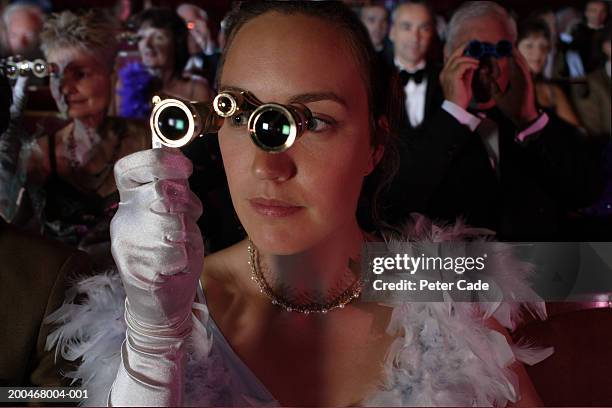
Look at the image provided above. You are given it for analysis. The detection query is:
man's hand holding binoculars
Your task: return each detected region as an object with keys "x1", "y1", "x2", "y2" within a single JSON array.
[
  {"x1": 440, "y1": 41, "x2": 480, "y2": 110},
  {"x1": 487, "y1": 48, "x2": 539, "y2": 129},
  {"x1": 440, "y1": 40, "x2": 539, "y2": 129}
]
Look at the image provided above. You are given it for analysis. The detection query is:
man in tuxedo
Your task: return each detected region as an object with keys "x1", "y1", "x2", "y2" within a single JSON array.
[
  {"x1": 389, "y1": 0, "x2": 443, "y2": 132},
  {"x1": 386, "y1": 1, "x2": 604, "y2": 241},
  {"x1": 360, "y1": 1, "x2": 393, "y2": 64},
  {"x1": 571, "y1": 0, "x2": 609, "y2": 74}
]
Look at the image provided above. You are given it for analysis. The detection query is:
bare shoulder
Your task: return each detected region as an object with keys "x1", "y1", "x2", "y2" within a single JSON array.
[
  {"x1": 201, "y1": 239, "x2": 250, "y2": 289},
  {"x1": 201, "y1": 239, "x2": 251, "y2": 321}
]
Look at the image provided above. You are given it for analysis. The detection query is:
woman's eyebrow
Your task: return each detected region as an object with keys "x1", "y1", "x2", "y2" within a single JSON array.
[
  {"x1": 289, "y1": 92, "x2": 347, "y2": 107},
  {"x1": 217, "y1": 86, "x2": 347, "y2": 108}
]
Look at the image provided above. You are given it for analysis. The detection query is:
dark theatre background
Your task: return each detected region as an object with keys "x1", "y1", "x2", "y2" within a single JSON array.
[{"x1": 46, "y1": 0, "x2": 594, "y2": 25}]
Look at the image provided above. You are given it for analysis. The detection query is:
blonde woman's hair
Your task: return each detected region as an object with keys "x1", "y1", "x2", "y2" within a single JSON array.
[{"x1": 40, "y1": 10, "x2": 119, "y2": 70}]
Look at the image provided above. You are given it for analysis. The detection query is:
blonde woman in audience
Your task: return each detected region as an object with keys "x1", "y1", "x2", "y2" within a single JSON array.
[{"x1": 3, "y1": 10, "x2": 149, "y2": 270}]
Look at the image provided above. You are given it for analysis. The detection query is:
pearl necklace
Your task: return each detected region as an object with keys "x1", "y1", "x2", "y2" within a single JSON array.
[{"x1": 247, "y1": 239, "x2": 362, "y2": 314}]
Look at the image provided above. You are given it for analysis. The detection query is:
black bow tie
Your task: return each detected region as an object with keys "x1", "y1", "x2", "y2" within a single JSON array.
[{"x1": 399, "y1": 69, "x2": 425, "y2": 86}]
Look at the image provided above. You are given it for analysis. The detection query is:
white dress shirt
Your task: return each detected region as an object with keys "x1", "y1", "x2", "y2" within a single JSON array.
[{"x1": 395, "y1": 59, "x2": 427, "y2": 127}]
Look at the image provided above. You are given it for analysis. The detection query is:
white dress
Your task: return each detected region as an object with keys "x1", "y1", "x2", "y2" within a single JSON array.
[{"x1": 45, "y1": 215, "x2": 553, "y2": 406}]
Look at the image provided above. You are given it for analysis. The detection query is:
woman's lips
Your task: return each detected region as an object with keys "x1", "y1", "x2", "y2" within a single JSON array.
[
  {"x1": 67, "y1": 98, "x2": 86, "y2": 105},
  {"x1": 249, "y1": 198, "x2": 303, "y2": 217}
]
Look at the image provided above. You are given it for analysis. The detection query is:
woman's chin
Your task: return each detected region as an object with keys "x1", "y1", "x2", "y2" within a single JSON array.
[
  {"x1": 247, "y1": 226, "x2": 320, "y2": 256},
  {"x1": 69, "y1": 109, "x2": 106, "y2": 125}
]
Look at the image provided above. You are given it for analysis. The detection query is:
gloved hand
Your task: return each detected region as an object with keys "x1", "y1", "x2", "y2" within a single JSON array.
[
  {"x1": 10, "y1": 75, "x2": 29, "y2": 119},
  {"x1": 111, "y1": 147, "x2": 204, "y2": 329},
  {"x1": 108, "y1": 148, "x2": 204, "y2": 406},
  {"x1": 0, "y1": 76, "x2": 29, "y2": 222}
]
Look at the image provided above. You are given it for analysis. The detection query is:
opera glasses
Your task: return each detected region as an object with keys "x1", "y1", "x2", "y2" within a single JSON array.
[
  {"x1": 463, "y1": 40, "x2": 512, "y2": 60},
  {"x1": 150, "y1": 95, "x2": 223, "y2": 148},
  {"x1": 150, "y1": 89, "x2": 314, "y2": 153},
  {"x1": 1, "y1": 57, "x2": 58, "y2": 80},
  {"x1": 116, "y1": 31, "x2": 140, "y2": 45}
]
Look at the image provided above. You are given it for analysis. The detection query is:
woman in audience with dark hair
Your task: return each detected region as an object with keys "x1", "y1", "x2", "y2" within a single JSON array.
[
  {"x1": 517, "y1": 17, "x2": 581, "y2": 126},
  {"x1": 0, "y1": 10, "x2": 149, "y2": 270},
  {"x1": 47, "y1": 2, "x2": 550, "y2": 406},
  {"x1": 117, "y1": 7, "x2": 212, "y2": 119}
]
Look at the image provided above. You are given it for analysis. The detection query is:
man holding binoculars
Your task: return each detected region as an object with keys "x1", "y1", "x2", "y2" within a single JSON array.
[{"x1": 388, "y1": 1, "x2": 604, "y2": 241}]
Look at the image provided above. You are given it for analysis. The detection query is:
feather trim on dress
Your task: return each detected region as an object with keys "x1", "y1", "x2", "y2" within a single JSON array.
[{"x1": 45, "y1": 214, "x2": 553, "y2": 407}]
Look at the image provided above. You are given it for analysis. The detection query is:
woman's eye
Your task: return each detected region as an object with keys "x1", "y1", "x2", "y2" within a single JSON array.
[
  {"x1": 229, "y1": 112, "x2": 249, "y2": 128},
  {"x1": 308, "y1": 117, "x2": 334, "y2": 133}
]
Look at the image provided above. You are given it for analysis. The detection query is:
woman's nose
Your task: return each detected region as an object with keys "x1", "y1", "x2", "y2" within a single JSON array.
[
  {"x1": 60, "y1": 77, "x2": 74, "y2": 95},
  {"x1": 140, "y1": 35, "x2": 153, "y2": 49},
  {"x1": 251, "y1": 149, "x2": 296, "y2": 182}
]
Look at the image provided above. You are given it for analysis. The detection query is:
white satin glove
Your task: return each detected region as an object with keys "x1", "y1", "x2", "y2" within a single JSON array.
[
  {"x1": 0, "y1": 76, "x2": 30, "y2": 222},
  {"x1": 109, "y1": 148, "x2": 204, "y2": 406},
  {"x1": 10, "y1": 75, "x2": 29, "y2": 119}
]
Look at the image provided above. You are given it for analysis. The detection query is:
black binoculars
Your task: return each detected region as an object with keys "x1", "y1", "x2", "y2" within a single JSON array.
[
  {"x1": 463, "y1": 40, "x2": 512, "y2": 60},
  {"x1": 1, "y1": 57, "x2": 58, "y2": 80},
  {"x1": 150, "y1": 89, "x2": 313, "y2": 153}
]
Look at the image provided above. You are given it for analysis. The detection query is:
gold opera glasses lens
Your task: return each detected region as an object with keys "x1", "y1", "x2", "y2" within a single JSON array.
[
  {"x1": 150, "y1": 89, "x2": 314, "y2": 153},
  {"x1": 150, "y1": 95, "x2": 223, "y2": 148},
  {"x1": 247, "y1": 102, "x2": 312, "y2": 153},
  {"x1": 1, "y1": 57, "x2": 58, "y2": 79}
]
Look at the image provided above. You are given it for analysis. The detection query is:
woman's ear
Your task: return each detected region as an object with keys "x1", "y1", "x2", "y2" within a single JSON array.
[{"x1": 365, "y1": 115, "x2": 388, "y2": 175}]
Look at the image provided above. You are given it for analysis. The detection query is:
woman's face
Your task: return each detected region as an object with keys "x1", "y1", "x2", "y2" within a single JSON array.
[
  {"x1": 518, "y1": 34, "x2": 550, "y2": 75},
  {"x1": 218, "y1": 12, "x2": 379, "y2": 255},
  {"x1": 137, "y1": 24, "x2": 174, "y2": 70},
  {"x1": 48, "y1": 47, "x2": 111, "y2": 121}
]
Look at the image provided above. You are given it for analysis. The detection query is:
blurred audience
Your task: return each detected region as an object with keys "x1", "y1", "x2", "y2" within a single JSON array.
[
  {"x1": 359, "y1": 1, "x2": 392, "y2": 60},
  {"x1": 532, "y1": 7, "x2": 585, "y2": 80},
  {"x1": 134, "y1": 7, "x2": 211, "y2": 100},
  {"x1": 2, "y1": 3, "x2": 45, "y2": 59},
  {"x1": 217, "y1": 16, "x2": 229, "y2": 52},
  {"x1": 389, "y1": 0, "x2": 443, "y2": 131},
  {"x1": 0, "y1": 0, "x2": 606, "y2": 249},
  {"x1": 572, "y1": 25, "x2": 611, "y2": 142},
  {"x1": 113, "y1": 0, "x2": 144, "y2": 24},
  {"x1": 177, "y1": 3, "x2": 220, "y2": 87},
  {"x1": 217, "y1": 14, "x2": 229, "y2": 53},
  {"x1": 386, "y1": 1, "x2": 604, "y2": 241},
  {"x1": 552, "y1": 7, "x2": 585, "y2": 78},
  {"x1": 0, "y1": 10, "x2": 150, "y2": 271},
  {"x1": 517, "y1": 18, "x2": 581, "y2": 126},
  {"x1": 117, "y1": 7, "x2": 211, "y2": 119},
  {"x1": 0, "y1": 69, "x2": 93, "y2": 388},
  {"x1": 571, "y1": 0, "x2": 609, "y2": 74}
]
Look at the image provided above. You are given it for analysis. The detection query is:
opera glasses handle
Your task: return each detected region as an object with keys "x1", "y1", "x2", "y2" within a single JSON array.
[
  {"x1": 1, "y1": 57, "x2": 58, "y2": 79},
  {"x1": 150, "y1": 90, "x2": 313, "y2": 153}
]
